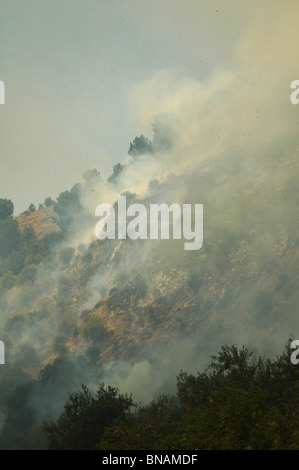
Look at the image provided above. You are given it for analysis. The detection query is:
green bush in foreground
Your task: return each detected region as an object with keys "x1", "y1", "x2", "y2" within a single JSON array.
[{"x1": 42, "y1": 341, "x2": 299, "y2": 450}]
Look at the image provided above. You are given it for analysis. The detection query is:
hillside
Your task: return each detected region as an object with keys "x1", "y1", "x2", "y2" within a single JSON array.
[
  {"x1": 16, "y1": 206, "x2": 60, "y2": 239},
  {"x1": 0, "y1": 132, "x2": 298, "y2": 449}
]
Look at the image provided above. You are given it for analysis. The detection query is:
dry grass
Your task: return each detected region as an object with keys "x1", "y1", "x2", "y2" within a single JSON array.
[{"x1": 16, "y1": 206, "x2": 60, "y2": 239}]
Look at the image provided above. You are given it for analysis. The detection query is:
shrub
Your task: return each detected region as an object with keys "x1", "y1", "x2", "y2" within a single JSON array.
[
  {"x1": 0, "y1": 199, "x2": 14, "y2": 220},
  {"x1": 79, "y1": 316, "x2": 107, "y2": 342}
]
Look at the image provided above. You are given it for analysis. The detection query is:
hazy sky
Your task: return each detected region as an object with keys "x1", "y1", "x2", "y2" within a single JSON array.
[{"x1": 0, "y1": 0, "x2": 298, "y2": 214}]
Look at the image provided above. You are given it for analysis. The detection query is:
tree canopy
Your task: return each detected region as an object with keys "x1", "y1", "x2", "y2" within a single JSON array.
[
  {"x1": 40, "y1": 341, "x2": 299, "y2": 450},
  {"x1": 42, "y1": 384, "x2": 134, "y2": 450},
  {"x1": 0, "y1": 199, "x2": 14, "y2": 220}
]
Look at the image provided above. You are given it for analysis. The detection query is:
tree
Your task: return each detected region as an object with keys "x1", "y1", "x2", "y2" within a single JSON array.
[
  {"x1": 53, "y1": 185, "x2": 83, "y2": 233},
  {"x1": 0, "y1": 199, "x2": 14, "y2": 220},
  {"x1": 3, "y1": 249, "x2": 25, "y2": 276},
  {"x1": 107, "y1": 163, "x2": 124, "y2": 184},
  {"x1": 100, "y1": 341, "x2": 299, "y2": 450},
  {"x1": 0, "y1": 380, "x2": 45, "y2": 450},
  {"x1": 0, "y1": 218, "x2": 21, "y2": 259},
  {"x1": 128, "y1": 135, "x2": 153, "y2": 157},
  {"x1": 83, "y1": 169, "x2": 101, "y2": 183},
  {"x1": 79, "y1": 316, "x2": 107, "y2": 342},
  {"x1": 28, "y1": 204, "x2": 36, "y2": 213},
  {"x1": 42, "y1": 231, "x2": 65, "y2": 251},
  {"x1": 21, "y1": 225, "x2": 36, "y2": 243},
  {"x1": 44, "y1": 197, "x2": 55, "y2": 207},
  {"x1": 43, "y1": 384, "x2": 134, "y2": 450},
  {"x1": 100, "y1": 392, "x2": 182, "y2": 450}
]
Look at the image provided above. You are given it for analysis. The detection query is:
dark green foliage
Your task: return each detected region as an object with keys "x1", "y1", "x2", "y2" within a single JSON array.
[
  {"x1": 21, "y1": 225, "x2": 35, "y2": 242},
  {"x1": 0, "y1": 379, "x2": 46, "y2": 450},
  {"x1": 0, "y1": 222, "x2": 51, "y2": 281},
  {"x1": 42, "y1": 384, "x2": 134, "y2": 450},
  {"x1": 99, "y1": 341, "x2": 299, "y2": 450},
  {"x1": 134, "y1": 276, "x2": 148, "y2": 298},
  {"x1": 2, "y1": 342, "x2": 299, "y2": 450},
  {"x1": 0, "y1": 363, "x2": 45, "y2": 450},
  {"x1": 0, "y1": 355, "x2": 102, "y2": 449},
  {"x1": 42, "y1": 231, "x2": 65, "y2": 251},
  {"x1": 58, "y1": 309, "x2": 78, "y2": 337},
  {"x1": 0, "y1": 218, "x2": 21, "y2": 259},
  {"x1": 1, "y1": 249, "x2": 25, "y2": 276},
  {"x1": 83, "y1": 168, "x2": 101, "y2": 184},
  {"x1": 100, "y1": 394, "x2": 182, "y2": 451},
  {"x1": 79, "y1": 316, "x2": 107, "y2": 342},
  {"x1": 55, "y1": 185, "x2": 82, "y2": 210},
  {"x1": 44, "y1": 197, "x2": 55, "y2": 207},
  {"x1": 120, "y1": 190, "x2": 136, "y2": 202},
  {"x1": 85, "y1": 345, "x2": 101, "y2": 363},
  {"x1": 0, "y1": 365, "x2": 31, "y2": 411},
  {"x1": 14, "y1": 344, "x2": 40, "y2": 369},
  {"x1": 18, "y1": 226, "x2": 46, "y2": 266},
  {"x1": 0, "y1": 199, "x2": 14, "y2": 220},
  {"x1": 129, "y1": 394, "x2": 181, "y2": 426},
  {"x1": 28, "y1": 203, "x2": 36, "y2": 213},
  {"x1": 188, "y1": 272, "x2": 203, "y2": 293},
  {"x1": 107, "y1": 163, "x2": 124, "y2": 184},
  {"x1": 53, "y1": 184, "x2": 83, "y2": 233},
  {"x1": 34, "y1": 356, "x2": 102, "y2": 425},
  {"x1": 4, "y1": 381, "x2": 35, "y2": 431},
  {"x1": 128, "y1": 135, "x2": 153, "y2": 157}
]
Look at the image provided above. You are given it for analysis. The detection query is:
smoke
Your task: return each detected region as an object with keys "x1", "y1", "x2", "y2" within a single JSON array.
[
  {"x1": 0, "y1": 1, "x2": 299, "y2": 446},
  {"x1": 99, "y1": 334, "x2": 212, "y2": 403},
  {"x1": 73, "y1": 1, "x2": 299, "y2": 398}
]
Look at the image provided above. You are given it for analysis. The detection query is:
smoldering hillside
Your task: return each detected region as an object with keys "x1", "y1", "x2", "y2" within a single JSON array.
[
  {"x1": 0, "y1": 126, "x2": 298, "y2": 440},
  {"x1": 0, "y1": 2, "x2": 298, "y2": 448}
]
